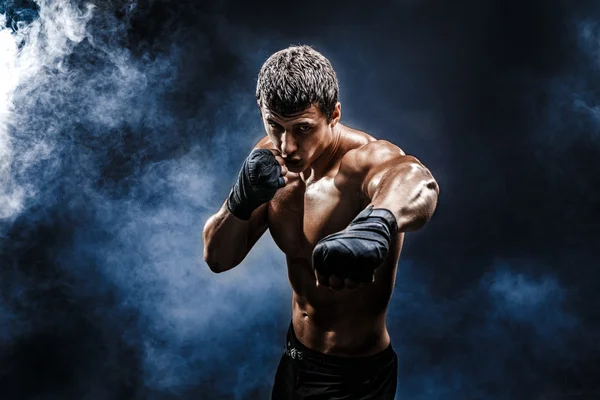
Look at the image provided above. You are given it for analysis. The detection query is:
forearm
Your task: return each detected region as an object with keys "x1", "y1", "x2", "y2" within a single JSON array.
[
  {"x1": 202, "y1": 201, "x2": 250, "y2": 272},
  {"x1": 368, "y1": 162, "x2": 439, "y2": 232}
]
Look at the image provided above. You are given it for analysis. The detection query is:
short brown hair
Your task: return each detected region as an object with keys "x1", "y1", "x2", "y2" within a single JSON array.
[{"x1": 256, "y1": 45, "x2": 339, "y2": 122}]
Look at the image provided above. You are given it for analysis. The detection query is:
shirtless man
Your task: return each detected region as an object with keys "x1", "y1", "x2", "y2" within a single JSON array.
[{"x1": 202, "y1": 45, "x2": 439, "y2": 399}]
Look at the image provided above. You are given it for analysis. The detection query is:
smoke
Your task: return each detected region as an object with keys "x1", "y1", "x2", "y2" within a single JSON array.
[
  {"x1": 0, "y1": 0, "x2": 95, "y2": 219},
  {"x1": 1, "y1": 0, "x2": 599, "y2": 399},
  {"x1": 388, "y1": 260, "x2": 579, "y2": 400},
  {"x1": 534, "y1": 18, "x2": 600, "y2": 148},
  {"x1": 0, "y1": 0, "x2": 291, "y2": 398}
]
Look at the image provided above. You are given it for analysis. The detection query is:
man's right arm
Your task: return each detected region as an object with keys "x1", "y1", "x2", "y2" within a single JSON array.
[
  {"x1": 202, "y1": 136, "x2": 284, "y2": 273},
  {"x1": 202, "y1": 200, "x2": 268, "y2": 273}
]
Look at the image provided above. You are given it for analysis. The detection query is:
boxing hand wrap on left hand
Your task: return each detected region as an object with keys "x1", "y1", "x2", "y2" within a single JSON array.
[{"x1": 312, "y1": 205, "x2": 398, "y2": 283}]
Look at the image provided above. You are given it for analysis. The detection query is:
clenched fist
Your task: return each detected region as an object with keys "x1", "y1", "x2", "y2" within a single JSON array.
[
  {"x1": 227, "y1": 148, "x2": 288, "y2": 220},
  {"x1": 312, "y1": 205, "x2": 398, "y2": 290}
]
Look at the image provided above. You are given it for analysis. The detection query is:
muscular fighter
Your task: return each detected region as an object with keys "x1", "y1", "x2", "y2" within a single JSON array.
[{"x1": 202, "y1": 45, "x2": 439, "y2": 399}]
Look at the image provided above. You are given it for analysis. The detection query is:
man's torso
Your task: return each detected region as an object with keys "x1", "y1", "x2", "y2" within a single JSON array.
[{"x1": 262, "y1": 124, "x2": 404, "y2": 357}]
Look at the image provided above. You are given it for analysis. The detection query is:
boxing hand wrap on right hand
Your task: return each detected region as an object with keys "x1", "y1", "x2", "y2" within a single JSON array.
[
  {"x1": 227, "y1": 149, "x2": 285, "y2": 220},
  {"x1": 312, "y1": 205, "x2": 398, "y2": 283}
]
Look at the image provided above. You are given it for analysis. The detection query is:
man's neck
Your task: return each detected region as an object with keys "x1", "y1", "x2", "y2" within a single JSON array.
[{"x1": 300, "y1": 124, "x2": 343, "y2": 183}]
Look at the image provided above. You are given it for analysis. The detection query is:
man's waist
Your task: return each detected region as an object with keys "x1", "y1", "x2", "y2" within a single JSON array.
[{"x1": 289, "y1": 313, "x2": 390, "y2": 358}]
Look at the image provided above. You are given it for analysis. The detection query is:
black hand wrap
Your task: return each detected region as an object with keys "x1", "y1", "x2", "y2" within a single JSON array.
[
  {"x1": 312, "y1": 205, "x2": 398, "y2": 283},
  {"x1": 227, "y1": 149, "x2": 285, "y2": 220}
]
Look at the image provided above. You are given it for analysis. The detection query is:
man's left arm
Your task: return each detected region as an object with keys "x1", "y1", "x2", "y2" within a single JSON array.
[
  {"x1": 312, "y1": 141, "x2": 439, "y2": 289},
  {"x1": 361, "y1": 141, "x2": 439, "y2": 233}
]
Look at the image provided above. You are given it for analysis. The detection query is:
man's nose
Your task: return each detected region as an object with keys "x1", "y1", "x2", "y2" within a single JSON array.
[{"x1": 280, "y1": 132, "x2": 297, "y2": 157}]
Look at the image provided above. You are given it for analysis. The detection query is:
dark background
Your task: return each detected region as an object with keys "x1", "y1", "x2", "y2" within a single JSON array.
[{"x1": 0, "y1": 0, "x2": 599, "y2": 399}]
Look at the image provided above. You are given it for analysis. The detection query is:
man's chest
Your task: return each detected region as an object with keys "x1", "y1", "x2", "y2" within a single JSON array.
[{"x1": 267, "y1": 171, "x2": 366, "y2": 259}]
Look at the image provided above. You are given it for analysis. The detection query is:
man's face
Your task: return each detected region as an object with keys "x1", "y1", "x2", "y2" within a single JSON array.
[{"x1": 261, "y1": 103, "x2": 340, "y2": 172}]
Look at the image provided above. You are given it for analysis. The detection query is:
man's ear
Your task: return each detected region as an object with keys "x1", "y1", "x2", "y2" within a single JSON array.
[{"x1": 329, "y1": 102, "x2": 341, "y2": 127}]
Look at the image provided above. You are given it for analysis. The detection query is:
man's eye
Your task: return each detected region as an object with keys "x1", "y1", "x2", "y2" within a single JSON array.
[
  {"x1": 298, "y1": 125, "x2": 311, "y2": 132},
  {"x1": 269, "y1": 123, "x2": 281, "y2": 129}
]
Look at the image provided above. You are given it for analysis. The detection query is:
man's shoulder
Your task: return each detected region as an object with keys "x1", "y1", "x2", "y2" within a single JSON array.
[
  {"x1": 353, "y1": 139, "x2": 406, "y2": 164},
  {"x1": 338, "y1": 138, "x2": 410, "y2": 200},
  {"x1": 340, "y1": 138, "x2": 406, "y2": 177}
]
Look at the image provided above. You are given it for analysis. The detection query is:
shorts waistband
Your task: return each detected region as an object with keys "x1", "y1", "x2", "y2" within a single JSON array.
[{"x1": 285, "y1": 321, "x2": 395, "y2": 367}]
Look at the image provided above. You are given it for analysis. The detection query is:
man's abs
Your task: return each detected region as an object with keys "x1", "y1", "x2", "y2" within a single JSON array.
[{"x1": 285, "y1": 252, "x2": 401, "y2": 358}]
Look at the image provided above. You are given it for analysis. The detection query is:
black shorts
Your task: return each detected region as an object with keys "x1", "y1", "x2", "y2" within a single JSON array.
[{"x1": 271, "y1": 321, "x2": 398, "y2": 400}]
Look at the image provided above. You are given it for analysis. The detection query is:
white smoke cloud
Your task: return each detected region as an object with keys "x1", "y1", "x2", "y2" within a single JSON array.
[
  {"x1": 0, "y1": 1, "x2": 94, "y2": 220},
  {"x1": 1, "y1": 1, "x2": 287, "y2": 395},
  {"x1": 0, "y1": 13, "x2": 27, "y2": 219},
  {"x1": 489, "y1": 269, "x2": 561, "y2": 311}
]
